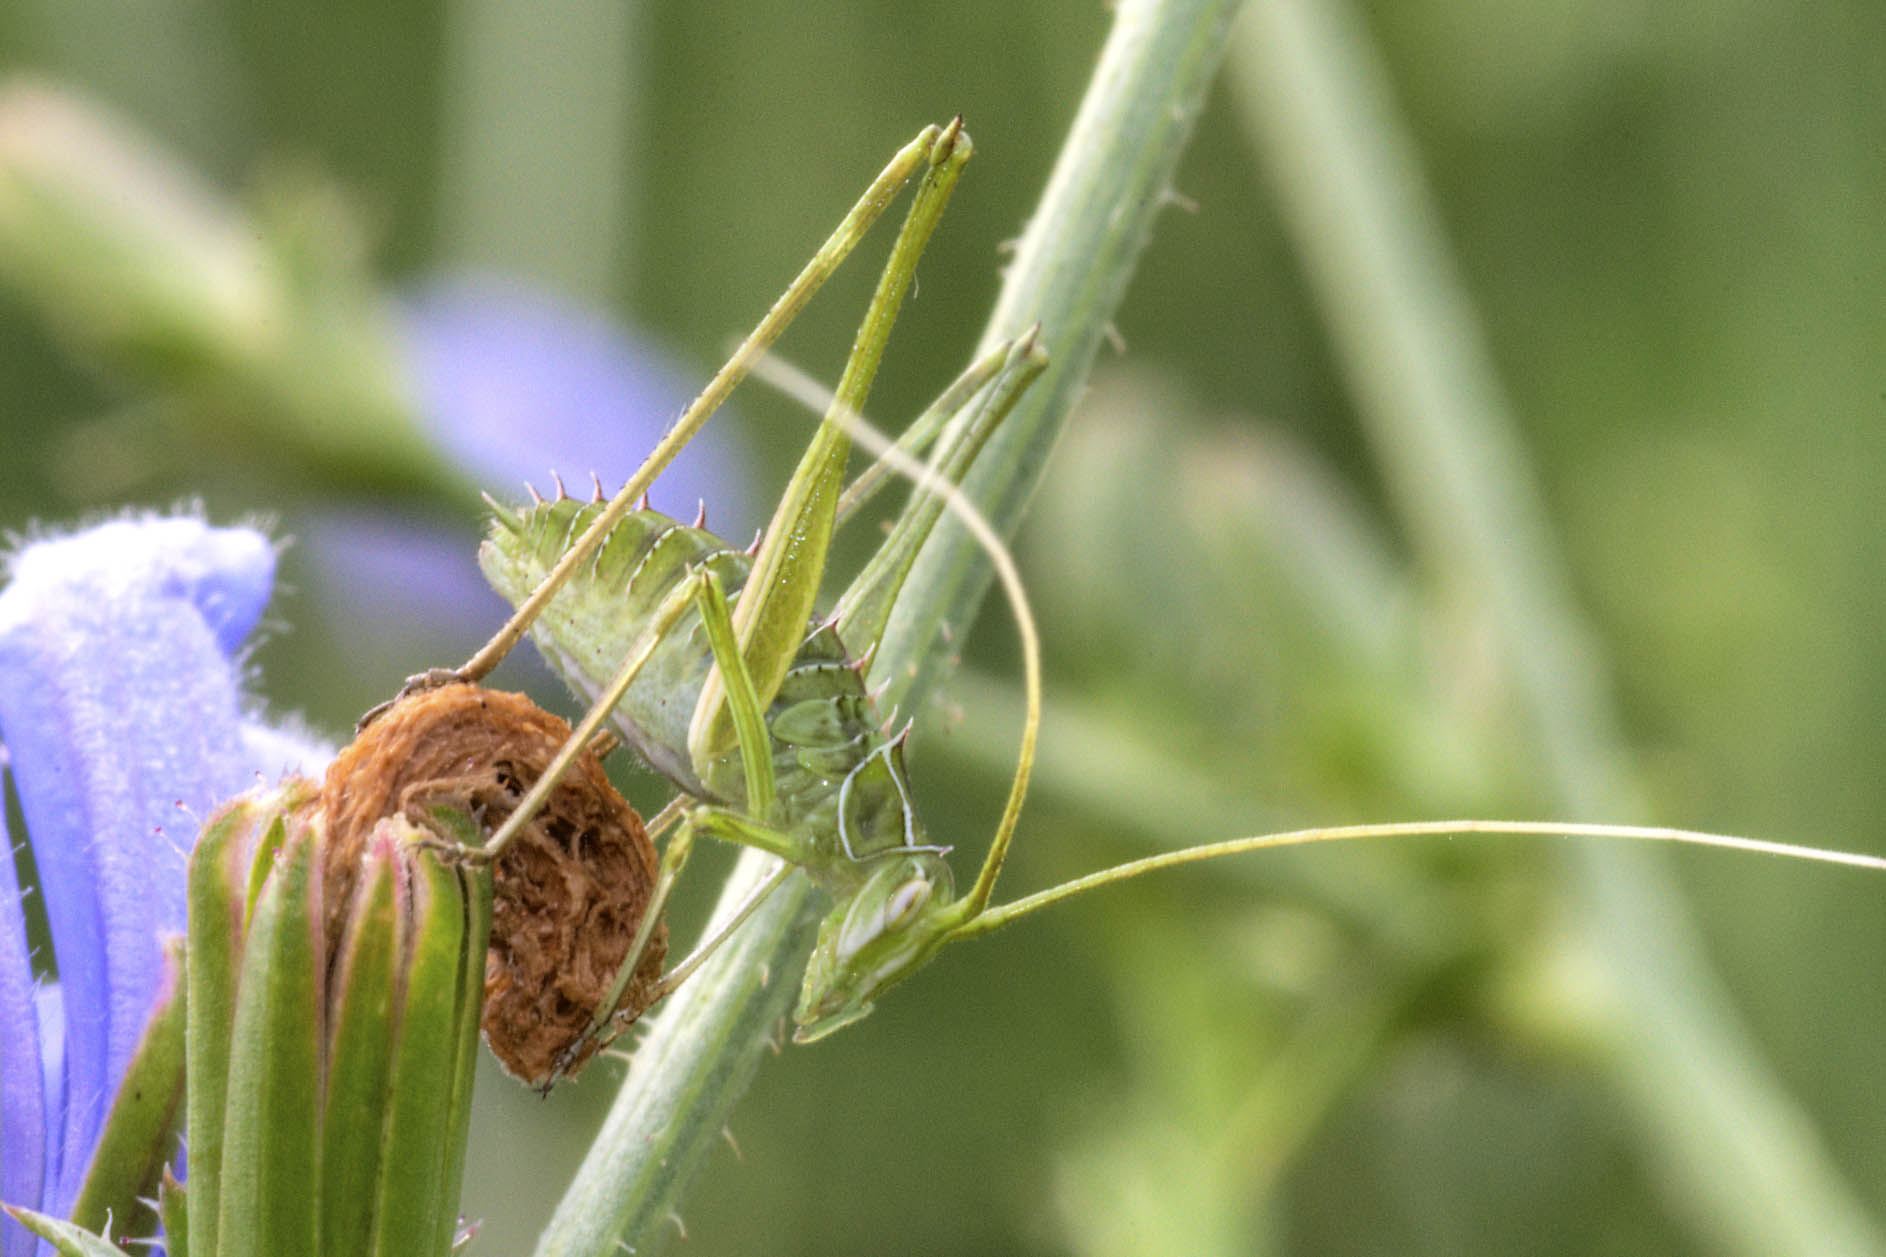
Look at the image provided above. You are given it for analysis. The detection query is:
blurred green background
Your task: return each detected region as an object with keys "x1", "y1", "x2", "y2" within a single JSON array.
[{"x1": 1, "y1": 1, "x2": 1881, "y2": 1254}]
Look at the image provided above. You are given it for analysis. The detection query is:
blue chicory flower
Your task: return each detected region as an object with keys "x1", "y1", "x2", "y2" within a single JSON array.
[{"x1": 0, "y1": 515, "x2": 327, "y2": 1257}]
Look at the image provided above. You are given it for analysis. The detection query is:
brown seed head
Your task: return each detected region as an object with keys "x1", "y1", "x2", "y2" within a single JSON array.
[{"x1": 319, "y1": 682, "x2": 666, "y2": 1084}]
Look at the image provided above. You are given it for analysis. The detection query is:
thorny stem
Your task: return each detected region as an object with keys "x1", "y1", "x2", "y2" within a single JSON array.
[
  {"x1": 877, "y1": 0, "x2": 1243, "y2": 713},
  {"x1": 529, "y1": 4, "x2": 1241, "y2": 1256}
]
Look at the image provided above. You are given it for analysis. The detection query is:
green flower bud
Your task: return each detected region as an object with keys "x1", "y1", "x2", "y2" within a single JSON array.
[{"x1": 181, "y1": 778, "x2": 490, "y2": 1257}]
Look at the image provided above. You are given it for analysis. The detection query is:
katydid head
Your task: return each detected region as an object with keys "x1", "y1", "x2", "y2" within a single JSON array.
[{"x1": 792, "y1": 851, "x2": 969, "y2": 1041}]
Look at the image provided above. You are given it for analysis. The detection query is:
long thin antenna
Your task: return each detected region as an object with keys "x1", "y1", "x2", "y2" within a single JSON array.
[{"x1": 952, "y1": 820, "x2": 1886, "y2": 939}]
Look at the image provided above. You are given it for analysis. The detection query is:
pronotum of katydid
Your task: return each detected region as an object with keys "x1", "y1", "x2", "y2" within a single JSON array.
[{"x1": 387, "y1": 118, "x2": 1886, "y2": 1088}]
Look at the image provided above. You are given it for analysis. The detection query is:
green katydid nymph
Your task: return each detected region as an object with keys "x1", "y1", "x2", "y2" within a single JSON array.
[{"x1": 425, "y1": 119, "x2": 1886, "y2": 1084}]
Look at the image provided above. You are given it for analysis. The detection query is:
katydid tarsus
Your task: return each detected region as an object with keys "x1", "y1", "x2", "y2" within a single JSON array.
[{"x1": 432, "y1": 119, "x2": 1886, "y2": 1086}]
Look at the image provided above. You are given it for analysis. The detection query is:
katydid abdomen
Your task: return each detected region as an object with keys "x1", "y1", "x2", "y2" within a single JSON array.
[{"x1": 480, "y1": 493, "x2": 943, "y2": 899}]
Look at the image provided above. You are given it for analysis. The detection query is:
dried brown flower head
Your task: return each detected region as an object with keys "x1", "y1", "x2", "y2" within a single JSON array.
[{"x1": 320, "y1": 681, "x2": 665, "y2": 1084}]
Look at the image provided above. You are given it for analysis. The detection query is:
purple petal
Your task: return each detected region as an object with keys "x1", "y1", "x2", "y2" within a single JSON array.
[
  {"x1": 0, "y1": 515, "x2": 275, "y2": 1213},
  {"x1": 402, "y1": 275, "x2": 752, "y2": 531},
  {"x1": 0, "y1": 802, "x2": 47, "y2": 1257},
  {"x1": 299, "y1": 509, "x2": 519, "y2": 668}
]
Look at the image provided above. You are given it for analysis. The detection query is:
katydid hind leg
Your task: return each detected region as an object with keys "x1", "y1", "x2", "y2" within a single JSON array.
[
  {"x1": 690, "y1": 120, "x2": 974, "y2": 769},
  {"x1": 458, "y1": 121, "x2": 959, "y2": 687},
  {"x1": 545, "y1": 819, "x2": 702, "y2": 1088}
]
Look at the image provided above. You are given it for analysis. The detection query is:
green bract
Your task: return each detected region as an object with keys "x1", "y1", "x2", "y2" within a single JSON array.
[
  {"x1": 12, "y1": 778, "x2": 491, "y2": 1257},
  {"x1": 184, "y1": 780, "x2": 489, "y2": 1257}
]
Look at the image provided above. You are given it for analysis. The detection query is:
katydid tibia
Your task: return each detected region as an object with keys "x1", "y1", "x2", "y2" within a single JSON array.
[{"x1": 419, "y1": 120, "x2": 1886, "y2": 1086}]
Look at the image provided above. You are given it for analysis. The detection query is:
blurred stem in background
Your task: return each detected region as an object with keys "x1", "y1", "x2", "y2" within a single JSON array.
[
  {"x1": 5, "y1": 0, "x2": 243, "y2": 158},
  {"x1": 0, "y1": 82, "x2": 469, "y2": 508},
  {"x1": 437, "y1": 0, "x2": 641, "y2": 303},
  {"x1": 528, "y1": 2, "x2": 1242, "y2": 1254},
  {"x1": 1227, "y1": 1, "x2": 1882, "y2": 1254}
]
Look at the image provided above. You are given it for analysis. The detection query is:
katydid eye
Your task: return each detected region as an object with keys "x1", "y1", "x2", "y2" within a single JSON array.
[{"x1": 885, "y1": 878, "x2": 931, "y2": 927}]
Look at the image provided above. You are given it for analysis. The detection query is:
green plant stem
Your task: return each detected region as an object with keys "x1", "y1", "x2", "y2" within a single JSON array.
[
  {"x1": 1228, "y1": 2, "x2": 1885, "y2": 1254},
  {"x1": 528, "y1": 3, "x2": 1239, "y2": 1254},
  {"x1": 877, "y1": 0, "x2": 1244, "y2": 711},
  {"x1": 530, "y1": 851, "x2": 814, "y2": 1257}
]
